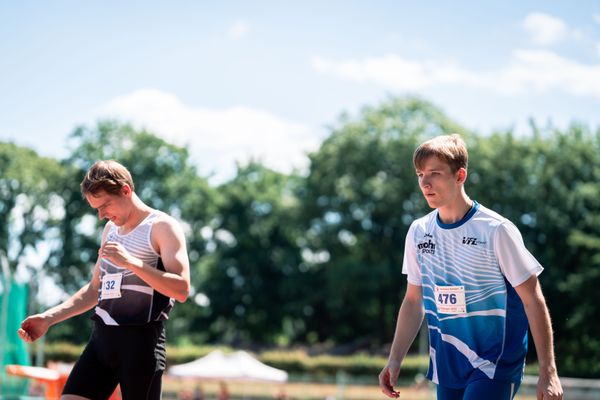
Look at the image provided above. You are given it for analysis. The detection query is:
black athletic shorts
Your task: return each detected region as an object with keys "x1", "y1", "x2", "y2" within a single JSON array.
[{"x1": 62, "y1": 321, "x2": 166, "y2": 400}]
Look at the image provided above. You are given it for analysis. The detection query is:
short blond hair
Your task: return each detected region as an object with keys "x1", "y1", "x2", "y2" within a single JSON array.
[
  {"x1": 80, "y1": 160, "x2": 135, "y2": 196},
  {"x1": 413, "y1": 134, "x2": 468, "y2": 173}
]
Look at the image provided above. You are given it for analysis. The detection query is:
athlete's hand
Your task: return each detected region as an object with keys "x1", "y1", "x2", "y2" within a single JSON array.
[
  {"x1": 379, "y1": 360, "x2": 401, "y2": 398},
  {"x1": 537, "y1": 370, "x2": 563, "y2": 400},
  {"x1": 100, "y1": 241, "x2": 141, "y2": 270},
  {"x1": 18, "y1": 314, "x2": 51, "y2": 343}
]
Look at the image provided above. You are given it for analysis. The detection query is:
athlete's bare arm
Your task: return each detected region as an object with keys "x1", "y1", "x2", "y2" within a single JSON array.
[
  {"x1": 18, "y1": 225, "x2": 109, "y2": 343},
  {"x1": 379, "y1": 283, "x2": 425, "y2": 398},
  {"x1": 515, "y1": 275, "x2": 563, "y2": 400}
]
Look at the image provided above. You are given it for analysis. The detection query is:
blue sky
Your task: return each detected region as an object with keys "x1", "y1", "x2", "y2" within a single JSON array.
[{"x1": 1, "y1": 1, "x2": 600, "y2": 182}]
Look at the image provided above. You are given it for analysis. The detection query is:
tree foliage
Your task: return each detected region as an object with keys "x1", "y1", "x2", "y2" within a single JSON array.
[
  {"x1": 298, "y1": 97, "x2": 470, "y2": 345},
  {"x1": 2, "y1": 96, "x2": 599, "y2": 377},
  {"x1": 196, "y1": 162, "x2": 306, "y2": 345},
  {"x1": 0, "y1": 142, "x2": 64, "y2": 275}
]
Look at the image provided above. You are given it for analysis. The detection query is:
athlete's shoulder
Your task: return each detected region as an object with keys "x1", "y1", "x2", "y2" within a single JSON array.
[
  {"x1": 152, "y1": 209, "x2": 176, "y2": 224},
  {"x1": 405, "y1": 210, "x2": 437, "y2": 244},
  {"x1": 151, "y1": 210, "x2": 186, "y2": 238},
  {"x1": 411, "y1": 209, "x2": 437, "y2": 229},
  {"x1": 472, "y1": 203, "x2": 510, "y2": 228}
]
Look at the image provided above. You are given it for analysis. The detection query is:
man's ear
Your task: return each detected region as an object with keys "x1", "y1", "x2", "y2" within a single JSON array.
[
  {"x1": 457, "y1": 168, "x2": 467, "y2": 184},
  {"x1": 121, "y1": 184, "x2": 132, "y2": 197}
]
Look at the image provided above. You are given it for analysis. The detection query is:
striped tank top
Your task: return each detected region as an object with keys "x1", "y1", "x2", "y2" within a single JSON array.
[{"x1": 94, "y1": 212, "x2": 175, "y2": 326}]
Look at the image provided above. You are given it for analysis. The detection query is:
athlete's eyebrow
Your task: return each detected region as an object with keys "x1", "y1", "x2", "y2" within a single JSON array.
[{"x1": 416, "y1": 167, "x2": 443, "y2": 173}]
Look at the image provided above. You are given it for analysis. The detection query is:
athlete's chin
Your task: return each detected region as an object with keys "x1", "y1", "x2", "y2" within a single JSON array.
[{"x1": 425, "y1": 198, "x2": 439, "y2": 209}]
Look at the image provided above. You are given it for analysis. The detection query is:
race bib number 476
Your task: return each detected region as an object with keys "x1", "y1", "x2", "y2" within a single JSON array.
[
  {"x1": 101, "y1": 273, "x2": 123, "y2": 299},
  {"x1": 434, "y1": 285, "x2": 466, "y2": 314}
]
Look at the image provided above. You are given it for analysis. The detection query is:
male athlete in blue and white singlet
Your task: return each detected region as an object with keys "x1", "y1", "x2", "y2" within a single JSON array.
[
  {"x1": 19, "y1": 160, "x2": 191, "y2": 400},
  {"x1": 378, "y1": 135, "x2": 563, "y2": 400}
]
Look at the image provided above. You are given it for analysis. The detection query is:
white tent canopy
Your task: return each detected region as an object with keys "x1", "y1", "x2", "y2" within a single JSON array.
[{"x1": 168, "y1": 350, "x2": 288, "y2": 382}]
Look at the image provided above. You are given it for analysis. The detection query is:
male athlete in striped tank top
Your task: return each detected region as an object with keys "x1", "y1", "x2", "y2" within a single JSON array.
[
  {"x1": 378, "y1": 135, "x2": 563, "y2": 400},
  {"x1": 19, "y1": 160, "x2": 191, "y2": 400}
]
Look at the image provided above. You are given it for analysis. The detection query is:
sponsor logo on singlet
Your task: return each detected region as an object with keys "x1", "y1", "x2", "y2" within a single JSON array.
[
  {"x1": 461, "y1": 236, "x2": 486, "y2": 245},
  {"x1": 418, "y1": 235, "x2": 436, "y2": 254}
]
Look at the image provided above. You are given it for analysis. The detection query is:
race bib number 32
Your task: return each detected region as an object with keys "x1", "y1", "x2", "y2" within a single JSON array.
[
  {"x1": 434, "y1": 285, "x2": 466, "y2": 314},
  {"x1": 101, "y1": 273, "x2": 123, "y2": 299}
]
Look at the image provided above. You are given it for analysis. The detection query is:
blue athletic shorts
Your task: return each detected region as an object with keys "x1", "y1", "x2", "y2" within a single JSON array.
[
  {"x1": 62, "y1": 321, "x2": 166, "y2": 400},
  {"x1": 437, "y1": 379, "x2": 521, "y2": 400}
]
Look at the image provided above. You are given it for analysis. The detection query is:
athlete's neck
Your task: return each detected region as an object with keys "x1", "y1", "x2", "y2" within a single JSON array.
[
  {"x1": 437, "y1": 194, "x2": 473, "y2": 225},
  {"x1": 119, "y1": 195, "x2": 153, "y2": 234}
]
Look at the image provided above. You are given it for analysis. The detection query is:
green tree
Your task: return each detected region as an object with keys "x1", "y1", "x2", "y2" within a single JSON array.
[
  {"x1": 198, "y1": 162, "x2": 305, "y2": 345},
  {"x1": 0, "y1": 143, "x2": 65, "y2": 387},
  {"x1": 0, "y1": 142, "x2": 65, "y2": 275},
  {"x1": 300, "y1": 97, "x2": 470, "y2": 346},
  {"x1": 5, "y1": 100, "x2": 597, "y2": 378}
]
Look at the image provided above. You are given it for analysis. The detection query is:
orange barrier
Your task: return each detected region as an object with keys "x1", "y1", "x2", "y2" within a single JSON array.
[
  {"x1": 5, "y1": 365, "x2": 61, "y2": 399},
  {"x1": 5, "y1": 364, "x2": 121, "y2": 399}
]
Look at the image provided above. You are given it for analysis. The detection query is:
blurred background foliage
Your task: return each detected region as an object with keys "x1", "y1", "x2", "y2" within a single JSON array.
[{"x1": 1, "y1": 96, "x2": 598, "y2": 378}]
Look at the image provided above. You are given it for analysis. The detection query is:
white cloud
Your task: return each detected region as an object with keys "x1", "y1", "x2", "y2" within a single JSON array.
[
  {"x1": 229, "y1": 21, "x2": 249, "y2": 40},
  {"x1": 97, "y1": 89, "x2": 319, "y2": 182},
  {"x1": 497, "y1": 49, "x2": 600, "y2": 96},
  {"x1": 312, "y1": 50, "x2": 600, "y2": 98},
  {"x1": 312, "y1": 54, "x2": 483, "y2": 91},
  {"x1": 523, "y1": 12, "x2": 568, "y2": 45},
  {"x1": 593, "y1": 14, "x2": 600, "y2": 25}
]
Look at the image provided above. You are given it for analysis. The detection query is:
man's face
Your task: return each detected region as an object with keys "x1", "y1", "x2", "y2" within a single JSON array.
[
  {"x1": 415, "y1": 156, "x2": 462, "y2": 209},
  {"x1": 85, "y1": 188, "x2": 130, "y2": 226}
]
